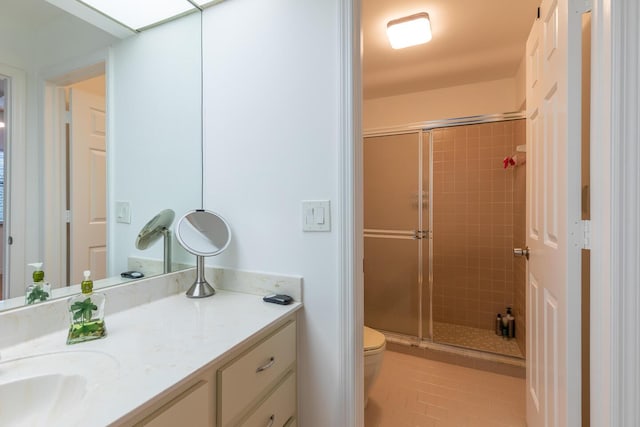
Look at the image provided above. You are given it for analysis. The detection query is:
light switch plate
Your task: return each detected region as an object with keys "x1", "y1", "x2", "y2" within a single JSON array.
[
  {"x1": 302, "y1": 200, "x2": 331, "y2": 232},
  {"x1": 115, "y1": 201, "x2": 131, "y2": 224}
]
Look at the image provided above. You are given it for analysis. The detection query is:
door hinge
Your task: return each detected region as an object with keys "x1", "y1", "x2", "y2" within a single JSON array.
[
  {"x1": 581, "y1": 220, "x2": 591, "y2": 249},
  {"x1": 65, "y1": 210, "x2": 72, "y2": 223},
  {"x1": 7, "y1": 236, "x2": 13, "y2": 245},
  {"x1": 64, "y1": 111, "x2": 71, "y2": 124}
]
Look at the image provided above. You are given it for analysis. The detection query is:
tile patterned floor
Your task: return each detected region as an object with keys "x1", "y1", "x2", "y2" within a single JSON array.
[
  {"x1": 432, "y1": 322, "x2": 524, "y2": 359},
  {"x1": 365, "y1": 350, "x2": 526, "y2": 427}
]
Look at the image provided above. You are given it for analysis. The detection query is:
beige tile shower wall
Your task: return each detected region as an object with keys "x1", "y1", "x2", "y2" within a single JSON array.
[
  {"x1": 432, "y1": 120, "x2": 524, "y2": 331},
  {"x1": 512, "y1": 120, "x2": 527, "y2": 355}
]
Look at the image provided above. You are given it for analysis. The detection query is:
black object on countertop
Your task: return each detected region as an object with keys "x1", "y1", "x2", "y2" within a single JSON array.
[
  {"x1": 263, "y1": 294, "x2": 293, "y2": 305},
  {"x1": 121, "y1": 271, "x2": 144, "y2": 279}
]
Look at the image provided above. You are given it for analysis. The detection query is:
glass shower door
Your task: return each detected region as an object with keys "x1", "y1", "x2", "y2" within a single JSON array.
[{"x1": 364, "y1": 132, "x2": 426, "y2": 338}]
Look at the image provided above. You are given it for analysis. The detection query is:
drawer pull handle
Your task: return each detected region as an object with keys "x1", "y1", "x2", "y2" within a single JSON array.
[
  {"x1": 256, "y1": 357, "x2": 275, "y2": 373},
  {"x1": 266, "y1": 415, "x2": 275, "y2": 427}
]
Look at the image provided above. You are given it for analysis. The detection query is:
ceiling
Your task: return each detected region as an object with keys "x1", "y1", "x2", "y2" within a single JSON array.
[
  {"x1": 363, "y1": 0, "x2": 540, "y2": 99},
  {"x1": 1, "y1": 0, "x2": 68, "y2": 35}
]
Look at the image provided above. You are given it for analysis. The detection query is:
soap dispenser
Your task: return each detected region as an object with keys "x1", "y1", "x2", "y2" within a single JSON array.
[
  {"x1": 25, "y1": 262, "x2": 51, "y2": 305},
  {"x1": 66, "y1": 270, "x2": 107, "y2": 344}
]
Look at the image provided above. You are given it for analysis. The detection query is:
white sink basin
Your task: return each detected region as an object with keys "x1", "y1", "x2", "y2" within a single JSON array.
[
  {"x1": 0, "y1": 351, "x2": 119, "y2": 427},
  {"x1": 0, "y1": 374, "x2": 86, "y2": 426}
]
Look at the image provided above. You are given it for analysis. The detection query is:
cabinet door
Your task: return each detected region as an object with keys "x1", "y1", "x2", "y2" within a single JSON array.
[{"x1": 142, "y1": 381, "x2": 211, "y2": 427}]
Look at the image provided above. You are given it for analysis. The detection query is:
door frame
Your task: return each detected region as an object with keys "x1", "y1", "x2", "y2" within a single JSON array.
[
  {"x1": 0, "y1": 63, "x2": 27, "y2": 299},
  {"x1": 40, "y1": 52, "x2": 108, "y2": 287},
  {"x1": 338, "y1": 0, "x2": 634, "y2": 426},
  {"x1": 590, "y1": 0, "x2": 639, "y2": 424},
  {"x1": 337, "y1": 0, "x2": 363, "y2": 425}
]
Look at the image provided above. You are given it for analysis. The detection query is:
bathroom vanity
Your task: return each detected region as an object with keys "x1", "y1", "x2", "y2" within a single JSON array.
[
  {"x1": 123, "y1": 309, "x2": 298, "y2": 426},
  {"x1": 0, "y1": 269, "x2": 302, "y2": 427}
]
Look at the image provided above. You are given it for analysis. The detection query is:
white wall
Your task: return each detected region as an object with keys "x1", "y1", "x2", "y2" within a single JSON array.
[
  {"x1": 68, "y1": 74, "x2": 105, "y2": 97},
  {"x1": 202, "y1": 0, "x2": 341, "y2": 425},
  {"x1": 514, "y1": 56, "x2": 527, "y2": 111},
  {"x1": 109, "y1": 13, "x2": 201, "y2": 275},
  {"x1": 363, "y1": 77, "x2": 521, "y2": 129}
]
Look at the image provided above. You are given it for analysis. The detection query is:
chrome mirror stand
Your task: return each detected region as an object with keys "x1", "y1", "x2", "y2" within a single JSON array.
[{"x1": 186, "y1": 255, "x2": 215, "y2": 298}]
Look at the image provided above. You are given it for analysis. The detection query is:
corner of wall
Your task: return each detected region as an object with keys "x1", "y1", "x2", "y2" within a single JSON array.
[{"x1": 514, "y1": 54, "x2": 527, "y2": 111}]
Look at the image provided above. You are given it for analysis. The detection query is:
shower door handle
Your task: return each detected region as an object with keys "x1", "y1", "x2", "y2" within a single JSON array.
[
  {"x1": 513, "y1": 247, "x2": 530, "y2": 260},
  {"x1": 412, "y1": 230, "x2": 428, "y2": 239}
]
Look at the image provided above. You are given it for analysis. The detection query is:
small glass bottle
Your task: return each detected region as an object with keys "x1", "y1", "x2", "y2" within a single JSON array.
[
  {"x1": 25, "y1": 262, "x2": 51, "y2": 305},
  {"x1": 66, "y1": 270, "x2": 107, "y2": 345}
]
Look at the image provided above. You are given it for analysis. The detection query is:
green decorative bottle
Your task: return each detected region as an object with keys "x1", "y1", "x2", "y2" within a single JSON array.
[
  {"x1": 25, "y1": 262, "x2": 51, "y2": 305},
  {"x1": 66, "y1": 270, "x2": 107, "y2": 345}
]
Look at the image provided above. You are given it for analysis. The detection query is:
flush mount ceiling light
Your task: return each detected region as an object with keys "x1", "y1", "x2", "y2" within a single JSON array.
[
  {"x1": 386, "y1": 12, "x2": 432, "y2": 49},
  {"x1": 77, "y1": 0, "x2": 199, "y2": 31}
]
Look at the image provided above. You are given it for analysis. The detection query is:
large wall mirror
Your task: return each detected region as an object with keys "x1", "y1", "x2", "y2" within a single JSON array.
[{"x1": 0, "y1": 0, "x2": 203, "y2": 311}]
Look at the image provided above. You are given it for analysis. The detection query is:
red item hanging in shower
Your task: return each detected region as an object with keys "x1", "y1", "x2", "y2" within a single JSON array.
[{"x1": 503, "y1": 156, "x2": 516, "y2": 169}]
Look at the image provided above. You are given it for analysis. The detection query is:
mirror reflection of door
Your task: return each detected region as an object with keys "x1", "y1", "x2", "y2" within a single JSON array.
[
  {"x1": 0, "y1": 65, "x2": 108, "y2": 300},
  {"x1": 0, "y1": 78, "x2": 6, "y2": 298},
  {"x1": 66, "y1": 76, "x2": 107, "y2": 285}
]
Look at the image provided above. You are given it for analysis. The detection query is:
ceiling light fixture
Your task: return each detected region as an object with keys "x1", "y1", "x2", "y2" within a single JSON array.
[
  {"x1": 0, "y1": 122, "x2": 5, "y2": 129},
  {"x1": 386, "y1": 12, "x2": 432, "y2": 49}
]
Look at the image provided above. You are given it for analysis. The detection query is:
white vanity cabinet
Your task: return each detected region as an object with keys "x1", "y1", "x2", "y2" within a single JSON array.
[{"x1": 127, "y1": 318, "x2": 297, "y2": 427}]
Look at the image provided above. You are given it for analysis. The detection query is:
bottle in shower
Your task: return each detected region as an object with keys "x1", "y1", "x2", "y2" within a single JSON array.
[
  {"x1": 495, "y1": 314, "x2": 502, "y2": 335},
  {"x1": 506, "y1": 307, "x2": 515, "y2": 338}
]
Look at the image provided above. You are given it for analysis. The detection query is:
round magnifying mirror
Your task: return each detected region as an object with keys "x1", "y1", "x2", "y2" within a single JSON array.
[{"x1": 176, "y1": 209, "x2": 232, "y2": 298}]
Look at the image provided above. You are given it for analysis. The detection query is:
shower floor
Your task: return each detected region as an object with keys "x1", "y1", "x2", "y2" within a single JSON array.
[{"x1": 433, "y1": 322, "x2": 524, "y2": 359}]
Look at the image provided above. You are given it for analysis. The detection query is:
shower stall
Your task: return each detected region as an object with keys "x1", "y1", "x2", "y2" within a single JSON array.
[{"x1": 364, "y1": 113, "x2": 526, "y2": 359}]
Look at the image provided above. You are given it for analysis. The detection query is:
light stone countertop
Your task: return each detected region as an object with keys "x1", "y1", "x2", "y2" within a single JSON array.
[{"x1": 0, "y1": 289, "x2": 302, "y2": 426}]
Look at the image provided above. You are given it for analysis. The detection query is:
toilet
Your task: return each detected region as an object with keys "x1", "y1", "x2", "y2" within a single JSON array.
[{"x1": 364, "y1": 325, "x2": 386, "y2": 407}]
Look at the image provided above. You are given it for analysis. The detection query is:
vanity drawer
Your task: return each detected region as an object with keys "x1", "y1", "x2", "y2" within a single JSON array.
[
  {"x1": 140, "y1": 380, "x2": 211, "y2": 427},
  {"x1": 218, "y1": 321, "x2": 296, "y2": 426},
  {"x1": 239, "y1": 372, "x2": 296, "y2": 427}
]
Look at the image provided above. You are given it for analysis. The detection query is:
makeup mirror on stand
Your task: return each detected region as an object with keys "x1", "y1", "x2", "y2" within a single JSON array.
[
  {"x1": 175, "y1": 209, "x2": 231, "y2": 298},
  {"x1": 135, "y1": 209, "x2": 176, "y2": 274}
]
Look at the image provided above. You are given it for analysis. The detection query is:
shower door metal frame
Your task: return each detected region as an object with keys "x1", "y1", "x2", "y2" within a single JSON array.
[
  {"x1": 364, "y1": 111, "x2": 526, "y2": 344},
  {"x1": 363, "y1": 130, "x2": 426, "y2": 339}
]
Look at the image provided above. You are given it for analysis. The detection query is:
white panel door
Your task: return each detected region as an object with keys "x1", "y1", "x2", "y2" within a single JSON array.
[
  {"x1": 69, "y1": 89, "x2": 107, "y2": 284},
  {"x1": 525, "y1": 0, "x2": 583, "y2": 426}
]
